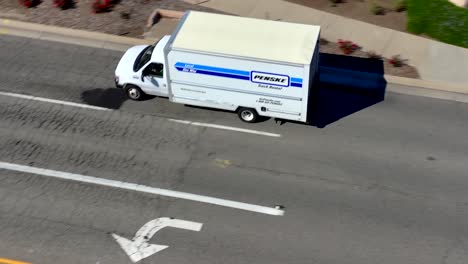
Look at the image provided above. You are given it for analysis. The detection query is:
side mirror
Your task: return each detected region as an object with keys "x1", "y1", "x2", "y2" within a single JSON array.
[{"x1": 141, "y1": 69, "x2": 149, "y2": 82}]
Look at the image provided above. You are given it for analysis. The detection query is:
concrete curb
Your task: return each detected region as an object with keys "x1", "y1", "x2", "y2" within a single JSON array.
[
  {"x1": 1, "y1": 19, "x2": 153, "y2": 51},
  {"x1": 1, "y1": 18, "x2": 467, "y2": 102},
  {"x1": 384, "y1": 75, "x2": 468, "y2": 95},
  {"x1": 386, "y1": 82, "x2": 468, "y2": 103},
  {"x1": 146, "y1": 9, "x2": 184, "y2": 28}
]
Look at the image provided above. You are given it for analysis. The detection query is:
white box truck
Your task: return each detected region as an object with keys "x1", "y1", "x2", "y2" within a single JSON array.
[{"x1": 114, "y1": 11, "x2": 321, "y2": 123}]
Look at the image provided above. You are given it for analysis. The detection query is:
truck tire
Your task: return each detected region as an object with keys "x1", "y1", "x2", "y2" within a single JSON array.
[
  {"x1": 237, "y1": 107, "x2": 259, "y2": 123},
  {"x1": 125, "y1": 85, "x2": 144, "y2": 101}
]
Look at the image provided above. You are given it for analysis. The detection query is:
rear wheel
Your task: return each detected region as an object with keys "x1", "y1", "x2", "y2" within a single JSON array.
[
  {"x1": 237, "y1": 107, "x2": 259, "y2": 123},
  {"x1": 125, "y1": 85, "x2": 144, "y2": 101}
]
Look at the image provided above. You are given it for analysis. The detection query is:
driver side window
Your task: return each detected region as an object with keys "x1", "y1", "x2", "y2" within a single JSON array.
[{"x1": 144, "y1": 63, "x2": 164, "y2": 78}]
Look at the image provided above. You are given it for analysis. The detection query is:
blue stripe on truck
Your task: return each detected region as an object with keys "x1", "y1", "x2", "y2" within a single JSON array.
[
  {"x1": 175, "y1": 62, "x2": 250, "y2": 77},
  {"x1": 291, "y1": 77, "x2": 303, "y2": 84},
  {"x1": 175, "y1": 62, "x2": 302, "y2": 88},
  {"x1": 175, "y1": 67, "x2": 250, "y2": 80}
]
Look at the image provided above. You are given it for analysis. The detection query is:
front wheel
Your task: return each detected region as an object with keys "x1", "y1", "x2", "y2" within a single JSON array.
[
  {"x1": 125, "y1": 85, "x2": 145, "y2": 101},
  {"x1": 237, "y1": 107, "x2": 259, "y2": 123}
]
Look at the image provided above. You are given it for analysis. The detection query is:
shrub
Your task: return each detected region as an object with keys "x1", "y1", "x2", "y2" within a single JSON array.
[
  {"x1": 338, "y1": 39, "x2": 360, "y2": 55},
  {"x1": 371, "y1": 3, "x2": 386, "y2": 15},
  {"x1": 394, "y1": 0, "x2": 407, "y2": 12},
  {"x1": 367, "y1": 51, "x2": 383, "y2": 60},
  {"x1": 407, "y1": 0, "x2": 468, "y2": 48},
  {"x1": 120, "y1": 11, "x2": 131, "y2": 19},
  {"x1": 53, "y1": 0, "x2": 75, "y2": 9},
  {"x1": 320, "y1": 38, "x2": 330, "y2": 45},
  {"x1": 92, "y1": 0, "x2": 113, "y2": 13},
  {"x1": 389, "y1": 55, "x2": 405, "y2": 67},
  {"x1": 18, "y1": 0, "x2": 38, "y2": 7}
]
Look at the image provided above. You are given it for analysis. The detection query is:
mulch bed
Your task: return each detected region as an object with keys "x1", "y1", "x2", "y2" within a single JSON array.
[
  {"x1": 320, "y1": 38, "x2": 420, "y2": 78},
  {"x1": 0, "y1": 0, "x2": 224, "y2": 37}
]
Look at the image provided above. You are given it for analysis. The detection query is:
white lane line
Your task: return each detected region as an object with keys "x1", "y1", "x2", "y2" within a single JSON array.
[
  {"x1": 0, "y1": 91, "x2": 112, "y2": 111},
  {"x1": 168, "y1": 118, "x2": 282, "y2": 138},
  {"x1": 0, "y1": 91, "x2": 281, "y2": 137},
  {"x1": 0, "y1": 161, "x2": 285, "y2": 216}
]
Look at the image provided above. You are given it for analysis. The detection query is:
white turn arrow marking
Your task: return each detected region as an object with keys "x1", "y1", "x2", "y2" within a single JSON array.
[{"x1": 112, "y1": 217, "x2": 203, "y2": 263}]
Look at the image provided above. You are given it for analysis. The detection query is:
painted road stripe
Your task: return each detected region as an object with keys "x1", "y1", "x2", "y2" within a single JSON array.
[
  {"x1": 0, "y1": 91, "x2": 281, "y2": 138},
  {"x1": 0, "y1": 258, "x2": 31, "y2": 264},
  {"x1": 168, "y1": 119, "x2": 282, "y2": 138},
  {"x1": 0, "y1": 91, "x2": 111, "y2": 111},
  {"x1": 0, "y1": 161, "x2": 285, "y2": 216}
]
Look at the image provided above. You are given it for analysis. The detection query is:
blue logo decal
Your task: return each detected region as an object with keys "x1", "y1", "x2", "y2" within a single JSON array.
[{"x1": 175, "y1": 62, "x2": 302, "y2": 88}]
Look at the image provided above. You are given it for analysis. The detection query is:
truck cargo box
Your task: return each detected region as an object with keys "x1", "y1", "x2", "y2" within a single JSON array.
[{"x1": 164, "y1": 11, "x2": 321, "y2": 122}]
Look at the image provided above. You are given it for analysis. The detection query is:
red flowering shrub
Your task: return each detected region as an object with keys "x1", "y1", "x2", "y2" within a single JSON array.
[
  {"x1": 53, "y1": 0, "x2": 74, "y2": 9},
  {"x1": 338, "y1": 39, "x2": 360, "y2": 55},
  {"x1": 92, "y1": 0, "x2": 113, "y2": 13},
  {"x1": 389, "y1": 55, "x2": 405, "y2": 67},
  {"x1": 18, "y1": 0, "x2": 40, "y2": 8}
]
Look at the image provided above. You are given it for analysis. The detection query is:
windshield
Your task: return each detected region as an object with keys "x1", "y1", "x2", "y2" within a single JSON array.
[{"x1": 133, "y1": 45, "x2": 155, "y2": 72}]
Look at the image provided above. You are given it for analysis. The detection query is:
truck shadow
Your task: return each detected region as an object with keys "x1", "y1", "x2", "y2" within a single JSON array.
[
  {"x1": 278, "y1": 53, "x2": 387, "y2": 128},
  {"x1": 80, "y1": 88, "x2": 128, "y2": 109}
]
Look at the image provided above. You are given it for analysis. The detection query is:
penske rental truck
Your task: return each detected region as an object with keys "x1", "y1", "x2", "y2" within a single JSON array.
[{"x1": 114, "y1": 11, "x2": 321, "y2": 123}]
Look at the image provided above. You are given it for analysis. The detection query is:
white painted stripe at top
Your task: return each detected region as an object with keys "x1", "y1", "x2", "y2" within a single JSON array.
[
  {"x1": 0, "y1": 161, "x2": 285, "y2": 216},
  {"x1": 168, "y1": 119, "x2": 282, "y2": 138},
  {"x1": 0, "y1": 91, "x2": 112, "y2": 111},
  {"x1": 0, "y1": 91, "x2": 282, "y2": 137}
]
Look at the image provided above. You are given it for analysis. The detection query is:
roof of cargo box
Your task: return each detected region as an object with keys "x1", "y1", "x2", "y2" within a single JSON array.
[{"x1": 171, "y1": 11, "x2": 320, "y2": 65}]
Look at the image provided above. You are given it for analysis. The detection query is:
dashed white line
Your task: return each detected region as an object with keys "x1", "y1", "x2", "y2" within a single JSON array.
[
  {"x1": 0, "y1": 91, "x2": 111, "y2": 111},
  {"x1": 168, "y1": 119, "x2": 282, "y2": 138},
  {"x1": 0, "y1": 161, "x2": 285, "y2": 216}
]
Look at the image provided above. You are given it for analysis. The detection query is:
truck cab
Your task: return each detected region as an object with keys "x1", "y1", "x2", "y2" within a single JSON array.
[{"x1": 114, "y1": 35, "x2": 171, "y2": 100}]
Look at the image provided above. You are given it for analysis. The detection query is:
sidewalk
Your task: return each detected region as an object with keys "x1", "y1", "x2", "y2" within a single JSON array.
[{"x1": 191, "y1": 0, "x2": 468, "y2": 86}]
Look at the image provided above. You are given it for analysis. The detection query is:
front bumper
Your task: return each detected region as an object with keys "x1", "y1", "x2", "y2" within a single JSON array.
[{"x1": 115, "y1": 76, "x2": 123, "y2": 89}]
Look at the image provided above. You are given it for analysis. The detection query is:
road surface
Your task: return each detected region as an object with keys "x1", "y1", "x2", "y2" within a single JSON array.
[{"x1": 0, "y1": 35, "x2": 468, "y2": 264}]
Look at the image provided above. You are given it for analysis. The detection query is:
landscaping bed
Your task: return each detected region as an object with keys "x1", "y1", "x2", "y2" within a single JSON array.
[
  {"x1": 287, "y1": 0, "x2": 468, "y2": 49},
  {"x1": 0, "y1": 0, "x2": 223, "y2": 37},
  {"x1": 0, "y1": 0, "x2": 419, "y2": 78},
  {"x1": 286, "y1": 0, "x2": 409, "y2": 33},
  {"x1": 320, "y1": 38, "x2": 420, "y2": 78}
]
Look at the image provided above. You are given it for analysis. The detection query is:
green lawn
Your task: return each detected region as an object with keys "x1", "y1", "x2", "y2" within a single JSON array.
[{"x1": 407, "y1": 0, "x2": 468, "y2": 48}]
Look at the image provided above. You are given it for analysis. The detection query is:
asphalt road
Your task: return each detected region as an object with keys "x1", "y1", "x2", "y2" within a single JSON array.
[{"x1": 1, "y1": 35, "x2": 468, "y2": 264}]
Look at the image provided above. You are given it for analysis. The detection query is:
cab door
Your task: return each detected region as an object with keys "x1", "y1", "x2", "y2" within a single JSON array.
[{"x1": 140, "y1": 62, "x2": 168, "y2": 96}]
